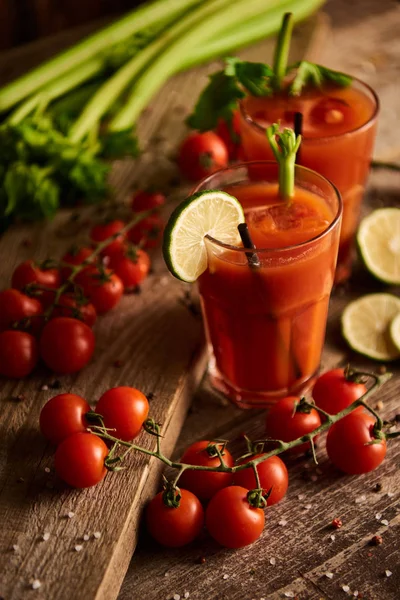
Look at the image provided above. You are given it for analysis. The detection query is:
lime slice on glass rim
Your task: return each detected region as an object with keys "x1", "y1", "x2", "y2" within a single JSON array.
[
  {"x1": 357, "y1": 208, "x2": 400, "y2": 284},
  {"x1": 389, "y1": 312, "x2": 400, "y2": 353},
  {"x1": 163, "y1": 190, "x2": 244, "y2": 283},
  {"x1": 342, "y1": 293, "x2": 400, "y2": 361}
]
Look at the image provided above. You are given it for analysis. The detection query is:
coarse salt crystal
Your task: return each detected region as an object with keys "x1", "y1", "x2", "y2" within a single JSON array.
[
  {"x1": 355, "y1": 495, "x2": 366, "y2": 504},
  {"x1": 164, "y1": 572, "x2": 169, "y2": 577},
  {"x1": 31, "y1": 579, "x2": 41, "y2": 590},
  {"x1": 330, "y1": 534, "x2": 336, "y2": 541},
  {"x1": 278, "y1": 519, "x2": 287, "y2": 526},
  {"x1": 375, "y1": 513, "x2": 382, "y2": 520},
  {"x1": 173, "y1": 595, "x2": 180, "y2": 600},
  {"x1": 342, "y1": 585, "x2": 350, "y2": 593},
  {"x1": 297, "y1": 494, "x2": 305, "y2": 501},
  {"x1": 387, "y1": 492, "x2": 394, "y2": 498},
  {"x1": 223, "y1": 574, "x2": 229, "y2": 580},
  {"x1": 353, "y1": 591, "x2": 359, "y2": 597},
  {"x1": 67, "y1": 511, "x2": 75, "y2": 519},
  {"x1": 184, "y1": 593, "x2": 190, "y2": 599},
  {"x1": 41, "y1": 384, "x2": 49, "y2": 391},
  {"x1": 269, "y1": 558, "x2": 276, "y2": 566},
  {"x1": 284, "y1": 592, "x2": 294, "y2": 598},
  {"x1": 325, "y1": 572, "x2": 334, "y2": 579},
  {"x1": 93, "y1": 531, "x2": 101, "y2": 539},
  {"x1": 385, "y1": 570, "x2": 392, "y2": 578},
  {"x1": 310, "y1": 475, "x2": 318, "y2": 482},
  {"x1": 12, "y1": 544, "x2": 20, "y2": 552},
  {"x1": 74, "y1": 545, "x2": 83, "y2": 552},
  {"x1": 44, "y1": 467, "x2": 50, "y2": 473},
  {"x1": 304, "y1": 504, "x2": 312, "y2": 510},
  {"x1": 83, "y1": 534, "x2": 90, "y2": 541},
  {"x1": 380, "y1": 519, "x2": 389, "y2": 526},
  {"x1": 42, "y1": 532, "x2": 50, "y2": 541}
]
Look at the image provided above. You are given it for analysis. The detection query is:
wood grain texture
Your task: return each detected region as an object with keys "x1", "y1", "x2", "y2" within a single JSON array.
[{"x1": 0, "y1": 14, "x2": 320, "y2": 600}]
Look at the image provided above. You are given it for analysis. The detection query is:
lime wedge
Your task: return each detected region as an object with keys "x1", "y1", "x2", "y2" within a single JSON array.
[
  {"x1": 342, "y1": 293, "x2": 400, "y2": 361},
  {"x1": 163, "y1": 190, "x2": 244, "y2": 283},
  {"x1": 389, "y1": 312, "x2": 400, "y2": 352},
  {"x1": 357, "y1": 208, "x2": 400, "y2": 284}
]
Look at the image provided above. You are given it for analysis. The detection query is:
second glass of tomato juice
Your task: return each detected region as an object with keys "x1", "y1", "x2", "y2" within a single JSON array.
[{"x1": 194, "y1": 128, "x2": 342, "y2": 409}]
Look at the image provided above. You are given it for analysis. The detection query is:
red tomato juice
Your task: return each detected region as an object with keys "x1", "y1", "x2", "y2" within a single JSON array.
[
  {"x1": 239, "y1": 81, "x2": 378, "y2": 283},
  {"x1": 197, "y1": 167, "x2": 341, "y2": 408}
]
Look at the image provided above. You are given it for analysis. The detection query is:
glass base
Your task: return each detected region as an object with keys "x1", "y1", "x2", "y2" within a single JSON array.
[{"x1": 207, "y1": 358, "x2": 317, "y2": 410}]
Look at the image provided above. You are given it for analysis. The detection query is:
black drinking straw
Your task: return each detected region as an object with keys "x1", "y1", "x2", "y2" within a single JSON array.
[
  {"x1": 294, "y1": 111, "x2": 303, "y2": 164},
  {"x1": 238, "y1": 223, "x2": 260, "y2": 268}
]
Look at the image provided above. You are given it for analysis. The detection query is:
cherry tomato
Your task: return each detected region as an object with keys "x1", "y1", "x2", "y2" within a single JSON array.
[
  {"x1": 40, "y1": 317, "x2": 95, "y2": 374},
  {"x1": 11, "y1": 260, "x2": 61, "y2": 292},
  {"x1": 127, "y1": 214, "x2": 164, "y2": 249},
  {"x1": 0, "y1": 289, "x2": 43, "y2": 332},
  {"x1": 0, "y1": 330, "x2": 38, "y2": 378},
  {"x1": 90, "y1": 220, "x2": 126, "y2": 257},
  {"x1": 55, "y1": 432, "x2": 108, "y2": 488},
  {"x1": 179, "y1": 440, "x2": 234, "y2": 501},
  {"x1": 234, "y1": 454, "x2": 288, "y2": 506},
  {"x1": 312, "y1": 368, "x2": 367, "y2": 416},
  {"x1": 206, "y1": 486, "x2": 265, "y2": 548},
  {"x1": 76, "y1": 266, "x2": 123, "y2": 314},
  {"x1": 326, "y1": 412, "x2": 387, "y2": 474},
  {"x1": 96, "y1": 386, "x2": 149, "y2": 441},
  {"x1": 108, "y1": 248, "x2": 151, "y2": 290},
  {"x1": 40, "y1": 393, "x2": 90, "y2": 445},
  {"x1": 61, "y1": 247, "x2": 95, "y2": 280},
  {"x1": 178, "y1": 131, "x2": 228, "y2": 181},
  {"x1": 146, "y1": 489, "x2": 204, "y2": 547},
  {"x1": 131, "y1": 190, "x2": 166, "y2": 212},
  {"x1": 265, "y1": 396, "x2": 321, "y2": 455},
  {"x1": 215, "y1": 110, "x2": 242, "y2": 161},
  {"x1": 52, "y1": 294, "x2": 97, "y2": 328}
]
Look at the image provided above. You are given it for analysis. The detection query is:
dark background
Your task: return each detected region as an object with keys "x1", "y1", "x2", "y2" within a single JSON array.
[{"x1": 0, "y1": 0, "x2": 146, "y2": 50}]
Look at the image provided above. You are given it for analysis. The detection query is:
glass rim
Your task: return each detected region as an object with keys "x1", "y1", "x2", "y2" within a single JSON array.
[
  {"x1": 239, "y1": 76, "x2": 380, "y2": 142},
  {"x1": 194, "y1": 161, "x2": 343, "y2": 255}
]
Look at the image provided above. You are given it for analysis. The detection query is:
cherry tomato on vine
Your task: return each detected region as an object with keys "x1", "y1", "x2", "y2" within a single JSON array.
[
  {"x1": 146, "y1": 489, "x2": 204, "y2": 547},
  {"x1": 90, "y1": 220, "x2": 126, "y2": 257},
  {"x1": 108, "y1": 248, "x2": 151, "y2": 290},
  {"x1": 55, "y1": 432, "x2": 108, "y2": 488},
  {"x1": 61, "y1": 247, "x2": 95, "y2": 280},
  {"x1": 326, "y1": 412, "x2": 387, "y2": 475},
  {"x1": 312, "y1": 368, "x2": 367, "y2": 416},
  {"x1": 206, "y1": 486, "x2": 265, "y2": 548},
  {"x1": 40, "y1": 317, "x2": 95, "y2": 374},
  {"x1": 265, "y1": 396, "x2": 321, "y2": 455},
  {"x1": 12, "y1": 259, "x2": 60, "y2": 291},
  {"x1": 52, "y1": 293, "x2": 97, "y2": 328},
  {"x1": 40, "y1": 393, "x2": 90, "y2": 445},
  {"x1": 179, "y1": 440, "x2": 234, "y2": 501},
  {"x1": 131, "y1": 190, "x2": 166, "y2": 212},
  {"x1": 127, "y1": 214, "x2": 164, "y2": 249},
  {"x1": 178, "y1": 131, "x2": 228, "y2": 181},
  {"x1": 76, "y1": 266, "x2": 123, "y2": 314},
  {"x1": 215, "y1": 110, "x2": 242, "y2": 161},
  {"x1": 234, "y1": 454, "x2": 288, "y2": 506},
  {"x1": 96, "y1": 386, "x2": 149, "y2": 441},
  {"x1": 0, "y1": 289, "x2": 43, "y2": 332},
  {"x1": 0, "y1": 330, "x2": 38, "y2": 378}
]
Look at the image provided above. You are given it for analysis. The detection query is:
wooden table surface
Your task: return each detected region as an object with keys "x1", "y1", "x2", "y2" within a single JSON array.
[{"x1": 0, "y1": 1, "x2": 399, "y2": 599}]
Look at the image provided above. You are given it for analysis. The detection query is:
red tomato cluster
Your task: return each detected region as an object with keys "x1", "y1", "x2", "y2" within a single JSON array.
[
  {"x1": 40, "y1": 386, "x2": 150, "y2": 488},
  {"x1": 178, "y1": 111, "x2": 243, "y2": 182},
  {"x1": 0, "y1": 191, "x2": 165, "y2": 380}
]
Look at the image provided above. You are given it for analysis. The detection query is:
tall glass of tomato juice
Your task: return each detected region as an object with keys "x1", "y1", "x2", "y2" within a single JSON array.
[
  {"x1": 194, "y1": 162, "x2": 342, "y2": 409},
  {"x1": 239, "y1": 79, "x2": 378, "y2": 283}
]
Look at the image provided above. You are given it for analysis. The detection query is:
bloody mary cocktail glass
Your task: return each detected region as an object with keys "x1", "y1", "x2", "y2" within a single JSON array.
[
  {"x1": 194, "y1": 161, "x2": 342, "y2": 409},
  {"x1": 239, "y1": 79, "x2": 378, "y2": 283}
]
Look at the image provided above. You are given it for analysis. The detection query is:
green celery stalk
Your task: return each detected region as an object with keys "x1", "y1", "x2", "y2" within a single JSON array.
[
  {"x1": 110, "y1": 0, "x2": 286, "y2": 132},
  {"x1": 0, "y1": 0, "x2": 202, "y2": 113},
  {"x1": 8, "y1": 59, "x2": 103, "y2": 125},
  {"x1": 70, "y1": 0, "x2": 234, "y2": 142},
  {"x1": 179, "y1": 0, "x2": 324, "y2": 72}
]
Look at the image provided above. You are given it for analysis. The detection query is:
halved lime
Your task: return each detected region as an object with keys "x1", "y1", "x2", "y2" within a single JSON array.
[
  {"x1": 163, "y1": 190, "x2": 244, "y2": 283},
  {"x1": 389, "y1": 312, "x2": 400, "y2": 353},
  {"x1": 357, "y1": 208, "x2": 400, "y2": 284},
  {"x1": 342, "y1": 293, "x2": 400, "y2": 361}
]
